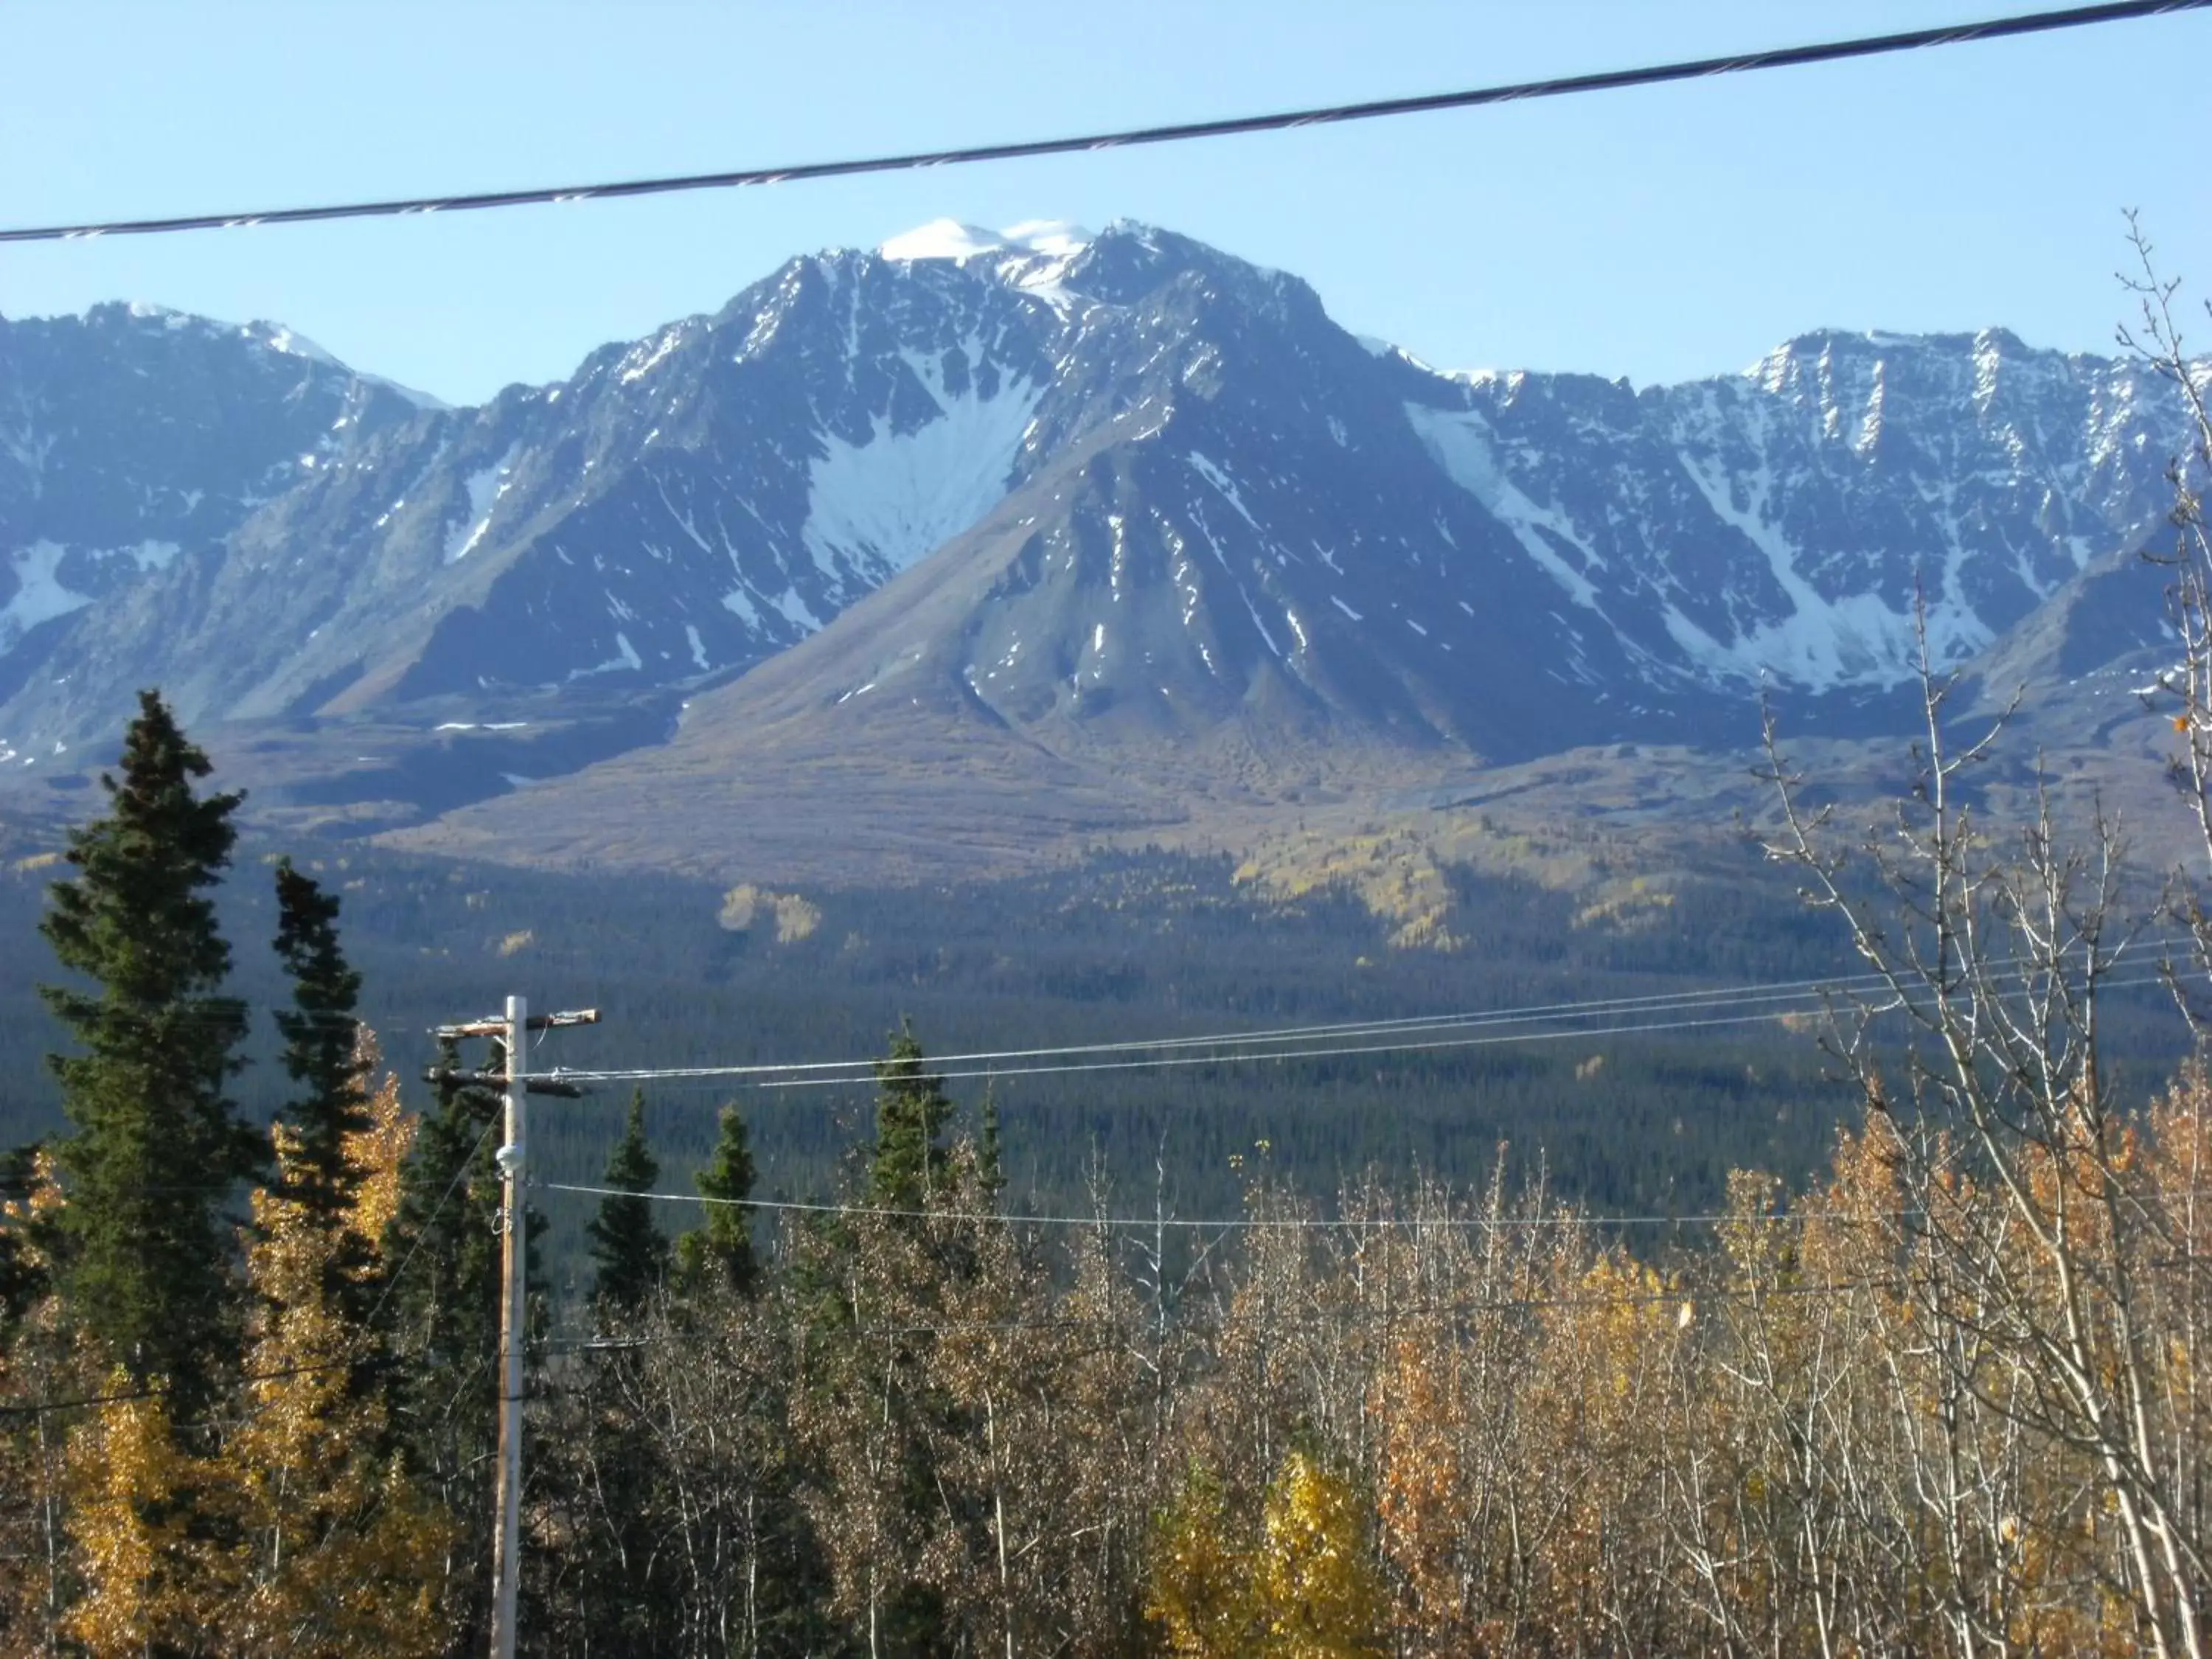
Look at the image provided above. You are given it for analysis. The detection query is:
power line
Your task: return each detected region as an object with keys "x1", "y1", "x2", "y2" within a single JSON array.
[
  {"x1": 538, "y1": 1179, "x2": 1900, "y2": 1234},
  {"x1": 546, "y1": 1005, "x2": 1801, "y2": 1096},
  {"x1": 2, "y1": 0, "x2": 2202, "y2": 246},
  {"x1": 548, "y1": 972, "x2": 1880, "y2": 1083},
  {"x1": 542, "y1": 1275, "x2": 1905, "y2": 1354},
  {"x1": 754, "y1": 1006, "x2": 1808, "y2": 1089},
  {"x1": 539, "y1": 959, "x2": 2192, "y2": 1093}
]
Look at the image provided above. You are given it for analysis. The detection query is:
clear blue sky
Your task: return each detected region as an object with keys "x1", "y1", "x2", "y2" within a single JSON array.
[{"x1": 4, "y1": 0, "x2": 2206, "y2": 407}]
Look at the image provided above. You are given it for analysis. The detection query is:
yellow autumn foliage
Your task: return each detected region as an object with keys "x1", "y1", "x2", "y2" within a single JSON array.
[
  {"x1": 208, "y1": 1026, "x2": 450, "y2": 1658},
  {"x1": 1148, "y1": 1464, "x2": 1255, "y2": 1658},
  {"x1": 1149, "y1": 1452, "x2": 1384, "y2": 1659},
  {"x1": 1258, "y1": 1450, "x2": 1385, "y2": 1659},
  {"x1": 346, "y1": 1030, "x2": 411, "y2": 1247},
  {"x1": 717, "y1": 882, "x2": 823, "y2": 942},
  {"x1": 62, "y1": 1376, "x2": 209, "y2": 1657}
]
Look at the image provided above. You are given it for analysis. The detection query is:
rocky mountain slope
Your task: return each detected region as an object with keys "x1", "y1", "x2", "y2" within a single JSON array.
[
  {"x1": 0, "y1": 303, "x2": 439, "y2": 712},
  {"x1": 1, "y1": 221, "x2": 2199, "y2": 875}
]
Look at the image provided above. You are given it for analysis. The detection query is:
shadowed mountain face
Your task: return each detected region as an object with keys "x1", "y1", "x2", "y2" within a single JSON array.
[{"x1": 1, "y1": 221, "x2": 2199, "y2": 872}]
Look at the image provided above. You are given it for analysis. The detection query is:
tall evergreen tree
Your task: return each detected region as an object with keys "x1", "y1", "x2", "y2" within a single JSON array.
[
  {"x1": 586, "y1": 1091, "x2": 669, "y2": 1314},
  {"x1": 675, "y1": 1102, "x2": 759, "y2": 1295},
  {"x1": 270, "y1": 859, "x2": 373, "y2": 1317},
  {"x1": 39, "y1": 690, "x2": 257, "y2": 1416},
  {"x1": 870, "y1": 1023, "x2": 956, "y2": 1211}
]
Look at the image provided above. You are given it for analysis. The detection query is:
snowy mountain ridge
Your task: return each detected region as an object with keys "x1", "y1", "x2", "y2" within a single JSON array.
[{"x1": 0, "y1": 220, "x2": 2199, "y2": 823}]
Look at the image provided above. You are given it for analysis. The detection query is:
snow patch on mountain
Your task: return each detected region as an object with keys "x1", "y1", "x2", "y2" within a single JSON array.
[
  {"x1": 119, "y1": 540, "x2": 178, "y2": 571},
  {"x1": 800, "y1": 345, "x2": 1044, "y2": 580},
  {"x1": 619, "y1": 325, "x2": 689, "y2": 386},
  {"x1": 1, "y1": 541, "x2": 93, "y2": 650},
  {"x1": 0, "y1": 538, "x2": 184, "y2": 657},
  {"x1": 1186, "y1": 453, "x2": 1263, "y2": 533},
  {"x1": 445, "y1": 444, "x2": 523, "y2": 564},
  {"x1": 771, "y1": 587, "x2": 821, "y2": 630},
  {"x1": 1404, "y1": 404, "x2": 1601, "y2": 609},
  {"x1": 569, "y1": 631, "x2": 644, "y2": 680},
  {"x1": 1668, "y1": 458, "x2": 1992, "y2": 689}
]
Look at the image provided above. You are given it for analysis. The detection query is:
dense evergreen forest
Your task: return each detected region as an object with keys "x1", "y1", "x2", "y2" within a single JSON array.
[
  {"x1": 3, "y1": 793, "x2": 2188, "y2": 1269},
  {"x1": 0, "y1": 800, "x2": 1908, "y2": 1273}
]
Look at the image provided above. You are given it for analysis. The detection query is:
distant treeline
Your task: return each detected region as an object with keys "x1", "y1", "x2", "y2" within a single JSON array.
[{"x1": 10, "y1": 765, "x2": 2174, "y2": 1243}]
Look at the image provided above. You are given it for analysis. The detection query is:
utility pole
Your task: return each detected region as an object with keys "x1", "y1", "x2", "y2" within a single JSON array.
[
  {"x1": 492, "y1": 993, "x2": 526, "y2": 1659},
  {"x1": 431, "y1": 998, "x2": 600, "y2": 1659}
]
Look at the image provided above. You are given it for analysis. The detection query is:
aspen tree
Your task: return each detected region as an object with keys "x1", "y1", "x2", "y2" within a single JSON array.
[
  {"x1": 1256, "y1": 1448, "x2": 1385, "y2": 1659},
  {"x1": 1147, "y1": 1461, "x2": 1256, "y2": 1659},
  {"x1": 0, "y1": 1154, "x2": 80, "y2": 1654},
  {"x1": 61, "y1": 1374, "x2": 210, "y2": 1658},
  {"x1": 209, "y1": 1045, "x2": 448, "y2": 1658},
  {"x1": 1763, "y1": 605, "x2": 2212, "y2": 1655}
]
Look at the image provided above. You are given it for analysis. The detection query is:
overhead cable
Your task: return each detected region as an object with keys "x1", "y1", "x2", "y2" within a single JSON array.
[
  {"x1": 748, "y1": 1006, "x2": 1806, "y2": 1089},
  {"x1": 538, "y1": 1180, "x2": 1910, "y2": 1233},
  {"x1": 539, "y1": 953, "x2": 2191, "y2": 1091},
  {"x1": 2, "y1": 0, "x2": 2205, "y2": 246},
  {"x1": 540, "y1": 1276, "x2": 1902, "y2": 1355},
  {"x1": 547, "y1": 970, "x2": 1886, "y2": 1082}
]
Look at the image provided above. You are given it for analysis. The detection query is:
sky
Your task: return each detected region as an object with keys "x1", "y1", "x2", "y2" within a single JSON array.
[{"x1": 3, "y1": 0, "x2": 2207, "y2": 408}]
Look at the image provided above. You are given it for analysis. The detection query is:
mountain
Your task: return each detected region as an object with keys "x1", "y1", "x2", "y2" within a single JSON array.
[
  {"x1": 1, "y1": 221, "x2": 2199, "y2": 876},
  {"x1": 0, "y1": 302, "x2": 440, "y2": 716}
]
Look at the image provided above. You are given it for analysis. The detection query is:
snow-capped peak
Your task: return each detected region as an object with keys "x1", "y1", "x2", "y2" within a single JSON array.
[
  {"x1": 877, "y1": 219, "x2": 1093, "y2": 262},
  {"x1": 106, "y1": 302, "x2": 347, "y2": 369},
  {"x1": 254, "y1": 323, "x2": 341, "y2": 366},
  {"x1": 997, "y1": 219, "x2": 1091, "y2": 258}
]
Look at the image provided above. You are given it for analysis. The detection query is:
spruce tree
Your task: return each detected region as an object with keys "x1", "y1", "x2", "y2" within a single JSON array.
[
  {"x1": 869, "y1": 1023, "x2": 956, "y2": 1211},
  {"x1": 675, "y1": 1102, "x2": 758, "y2": 1295},
  {"x1": 270, "y1": 859, "x2": 373, "y2": 1317},
  {"x1": 39, "y1": 689, "x2": 257, "y2": 1415},
  {"x1": 586, "y1": 1091, "x2": 669, "y2": 1313}
]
